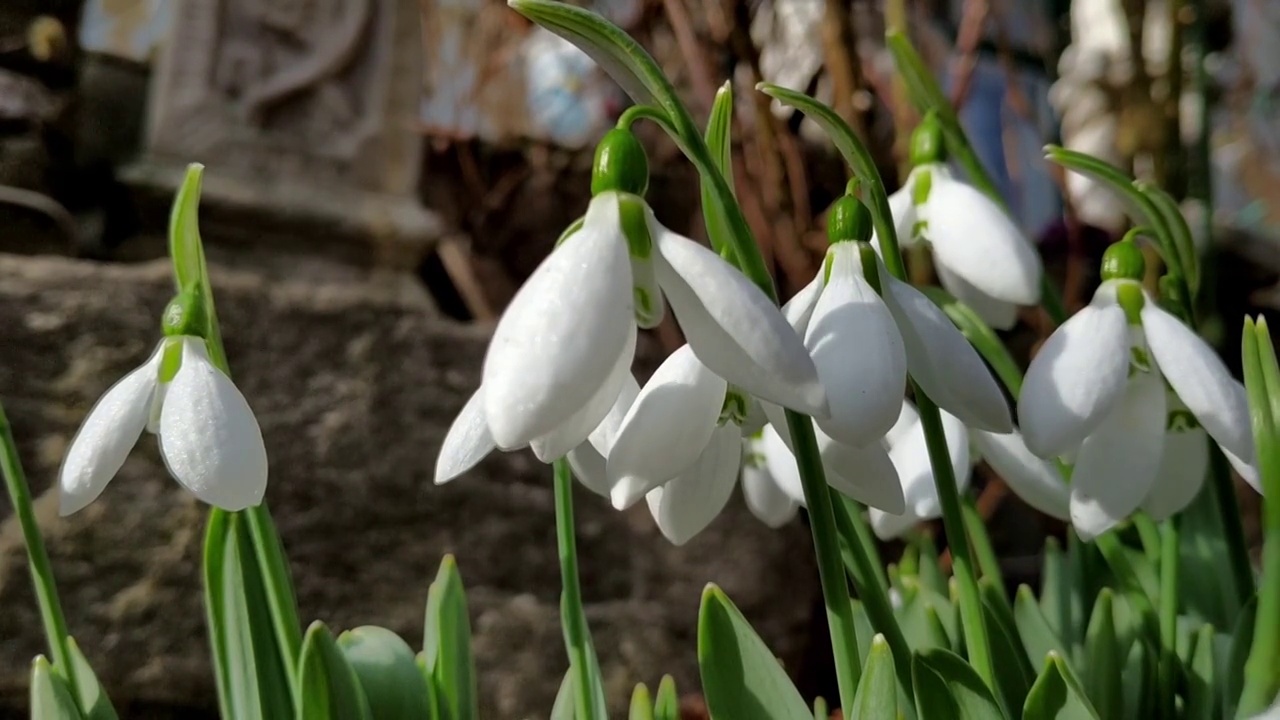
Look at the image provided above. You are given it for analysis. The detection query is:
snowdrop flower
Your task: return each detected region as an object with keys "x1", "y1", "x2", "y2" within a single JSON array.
[
  {"x1": 1019, "y1": 241, "x2": 1259, "y2": 539},
  {"x1": 435, "y1": 127, "x2": 824, "y2": 488},
  {"x1": 740, "y1": 431, "x2": 800, "y2": 528},
  {"x1": 58, "y1": 292, "x2": 268, "y2": 515},
  {"x1": 885, "y1": 116, "x2": 1043, "y2": 330},
  {"x1": 783, "y1": 194, "x2": 1013, "y2": 447},
  {"x1": 869, "y1": 402, "x2": 971, "y2": 539}
]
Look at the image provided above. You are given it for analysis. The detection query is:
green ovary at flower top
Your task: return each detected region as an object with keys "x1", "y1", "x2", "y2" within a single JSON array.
[
  {"x1": 884, "y1": 113, "x2": 1044, "y2": 331},
  {"x1": 57, "y1": 289, "x2": 268, "y2": 515},
  {"x1": 432, "y1": 126, "x2": 826, "y2": 495},
  {"x1": 1019, "y1": 239, "x2": 1261, "y2": 539}
]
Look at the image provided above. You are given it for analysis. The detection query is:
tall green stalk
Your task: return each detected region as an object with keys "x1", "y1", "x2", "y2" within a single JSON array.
[
  {"x1": 0, "y1": 401, "x2": 81, "y2": 703},
  {"x1": 1158, "y1": 521, "x2": 1180, "y2": 717},
  {"x1": 553, "y1": 459, "x2": 602, "y2": 720}
]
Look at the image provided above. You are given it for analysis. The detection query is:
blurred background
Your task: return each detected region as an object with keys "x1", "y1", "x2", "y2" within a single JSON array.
[{"x1": 0, "y1": 0, "x2": 1277, "y2": 717}]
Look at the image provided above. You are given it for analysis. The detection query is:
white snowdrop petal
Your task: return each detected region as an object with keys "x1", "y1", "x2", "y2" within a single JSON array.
[
  {"x1": 588, "y1": 373, "x2": 640, "y2": 456},
  {"x1": 1223, "y1": 446, "x2": 1261, "y2": 495},
  {"x1": 887, "y1": 408, "x2": 970, "y2": 520},
  {"x1": 1019, "y1": 300, "x2": 1130, "y2": 457},
  {"x1": 1142, "y1": 302, "x2": 1256, "y2": 466},
  {"x1": 826, "y1": 439, "x2": 905, "y2": 515},
  {"x1": 529, "y1": 327, "x2": 636, "y2": 463},
  {"x1": 653, "y1": 216, "x2": 827, "y2": 416},
  {"x1": 741, "y1": 438, "x2": 798, "y2": 528},
  {"x1": 646, "y1": 425, "x2": 742, "y2": 546},
  {"x1": 483, "y1": 193, "x2": 634, "y2": 449},
  {"x1": 159, "y1": 338, "x2": 268, "y2": 511},
  {"x1": 871, "y1": 506, "x2": 922, "y2": 540},
  {"x1": 971, "y1": 429, "x2": 1070, "y2": 521},
  {"x1": 921, "y1": 178, "x2": 1042, "y2": 305},
  {"x1": 886, "y1": 182, "x2": 918, "y2": 245},
  {"x1": 935, "y1": 263, "x2": 1020, "y2": 331},
  {"x1": 566, "y1": 442, "x2": 612, "y2": 498},
  {"x1": 435, "y1": 387, "x2": 496, "y2": 485},
  {"x1": 1070, "y1": 371, "x2": 1166, "y2": 540},
  {"x1": 884, "y1": 401, "x2": 920, "y2": 451},
  {"x1": 1142, "y1": 423, "x2": 1209, "y2": 521},
  {"x1": 760, "y1": 423, "x2": 804, "y2": 504},
  {"x1": 881, "y1": 273, "x2": 1013, "y2": 432},
  {"x1": 607, "y1": 345, "x2": 728, "y2": 509},
  {"x1": 58, "y1": 342, "x2": 164, "y2": 515},
  {"x1": 807, "y1": 244, "x2": 907, "y2": 445},
  {"x1": 782, "y1": 274, "x2": 824, "y2": 336}
]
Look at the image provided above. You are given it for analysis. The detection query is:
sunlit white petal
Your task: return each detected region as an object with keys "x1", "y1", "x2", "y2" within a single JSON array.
[
  {"x1": 935, "y1": 263, "x2": 1020, "y2": 331},
  {"x1": 1142, "y1": 420, "x2": 1209, "y2": 521},
  {"x1": 760, "y1": 423, "x2": 804, "y2": 503},
  {"x1": 646, "y1": 425, "x2": 741, "y2": 545},
  {"x1": 884, "y1": 401, "x2": 920, "y2": 450},
  {"x1": 971, "y1": 429, "x2": 1070, "y2": 520},
  {"x1": 530, "y1": 327, "x2": 636, "y2": 462},
  {"x1": 483, "y1": 193, "x2": 633, "y2": 448},
  {"x1": 435, "y1": 388, "x2": 496, "y2": 485},
  {"x1": 1142, "y1": 302, "x2": 1256, "y2": 468},
  {"x1": 920, "y1": 177, "x2": 1042, "y2": 305},
  {"x1": 159, "y1": 338, "x2": 268, "y2": 511},
  {"x1": 58, "y1": 342, "x2": 164, "y2": 515},
  {"x1": 886, "y1": 180, "x2": 919, "y2": 246},
  {"x1": 1224, "y1": 446, "x2": 1262, "y2": 495},
  {"x1": 1020, "y1": 296, "x2": 1130, "y2": 457},
  {"x1": 881, "y1": 273, "x2": 1012, "y2": 432},
  {"x1": 652, "y1": 215, "x2": 827, "y2": 416},
  {"x1": 566, "y1": 373, "x2": 641, "y2": 498},
  {"x1": 608, "y1": 345, "x2": 727, "y2": 509},
  {"x1": 1070, "y1": 371, "x2": 1166, "y2": 540},
  {"x1": 782, "y1": 274, "x2": 824, "y2": 336},
  {"x1": 888, "y1": 408, "x2": 970, "y2": 522},
  {"x1": 806, "y1": 244, "x2": 907, "y2": 444}
]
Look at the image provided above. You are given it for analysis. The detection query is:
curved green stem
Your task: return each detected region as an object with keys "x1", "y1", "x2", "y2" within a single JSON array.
[
  {"x1": 0, "y1": 401, "x2": 81, "y2": 705},
  {"x1": 785, "y1": 411, "x2": 861, "y2": 709},
  {"x1": 1208, "y1": 446, "x2": 1255, "y2": 604},
  {"x1": 553, "y1": 459, "x2": 602, "y2": 720},
  {"x1": 616, "y1": 104, "x2": 678, "y2": 136},
  {"x1": 1158, "y1": 521, "x2": 1180, "y2": 719}
]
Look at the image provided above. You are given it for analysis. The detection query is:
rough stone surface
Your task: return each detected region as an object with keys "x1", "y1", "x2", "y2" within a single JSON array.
[{"x1": 0, "y1": 253, "x2": 819, "y2": 718}]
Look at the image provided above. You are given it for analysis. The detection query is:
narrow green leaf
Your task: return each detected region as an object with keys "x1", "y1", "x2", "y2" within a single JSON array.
[
  {"x1": 850, "y1": 636, "x2": 897, "y2": 719},
  {"x1": 65, "y1": 638, "x2": 117, "y2": 720},
  {"x1": 913, "y1": 648, "x2": 1007, "y2": 719},
  {"x1": 243, "y1": 506, "x2": 303, "y2": 684},
  {"x1": 812, "y1": 696, "x2": 828, "y2": 720},
  {"x1": 897, "y1": 580, "x2": 953, "y2": 651},
  {"x1": 551, "y1": 671, "x2": 574, "y2": 720},
  {"x1": 913, "y1": 652, "x2": 962, "y2": 720},
  {"x1": 338, "y1": 626, "x2": 433, "y2": 720},
  {"x1": 629, "y1": 684, "x2": 654, "y2": 720},
  {"x1": 697, "y1": 585, "x2": 811, "y2": 720},
  {"x1": 1082, "y1": 590, "x2": 1123, "y2": 719},
  {"x1": 979, "y1": 579, "x2": 1035, "y2": 716},
  {"x1": 915, "y1": 534, "x2": 948, "y2": 597},
  {"x1": 1224, "y1": 596, "x2": 1257, "y2": 718},
  {"x1": 1185, "y1": 623, "x2": 1217, "y2": 720},
  {"x1": 1015, "y1": 585, "x2": 1069, "y2": 673},
  {"x1": 202, "y1": 510, "x2": 294, "y2": 720},
  {"x1": 1239, "y1": 316, "x2": 1280, "y2": 717},
  {"x1": 654, "y1": 675, "x2": 679, "y2": 720},
  {"x1": 1179, "y1": 473, "x2": 1237, "y2": 628},
  {"x1": 1023, "y1": 652, "x2": 1101, "y2": 720},
  {"x1": 1039, "y1": 539, "x2": 1072, "y2": 644},
  {"x1": 296, "y1": 622, "x2": 371, "y2": 720},
  {"x1": 425, "y1": 555, "x2": 478, "y2": 720},
  {"x1": 30, "y1": 656, "x2": 85, "y2": 720},
  {"x1": 1122, "y1": 640, "x2": 1160, "y2": 719}
]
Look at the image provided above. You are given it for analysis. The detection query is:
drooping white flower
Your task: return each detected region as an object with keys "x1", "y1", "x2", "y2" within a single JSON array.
[
  {"x1": 782, "y1": 238, "x2": 1013, "y2": 444},
  {"x1": 885, "y1": 125, "x2": 1043, "y2": 330},
  {"x1": 869, "y1": 402, "x2": 971, "y2": 539},
  {"x1": 740, "y1": 431, "x2": 800, "y2": 528},
  {"x1": 59, "y1": 336, "x2": 268, "y2": 514},
  {"x1": 1019, "y1": 272, "x2": 1259, "y2": 539}
]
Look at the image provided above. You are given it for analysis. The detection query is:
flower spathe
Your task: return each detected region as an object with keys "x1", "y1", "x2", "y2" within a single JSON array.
[
  {"x1": 887, "y1": 164, "x2": 1044, "y2": 330},
  {"x1": 782, "y1": 241, "x2": 1013, "y2": 445},
  {"x1": 1019, "y1": 278, "x2": 1260, "y2": 538},
  {"x1": 475, "y1": 190, "x2": 825, "y2": 460},
  {"x1": 58, "y1": 336, "x2": 268, "y2": 515}
]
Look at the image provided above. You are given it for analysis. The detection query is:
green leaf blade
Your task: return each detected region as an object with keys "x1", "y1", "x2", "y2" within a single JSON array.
[
  {"x1": 338, "y1": 626, "x2": 434, "y2": 720},
  {"x1": 425, "y1": 555, "x2": 479, "y2": 720},
  {"x1": 296, "y1": 622, "x2": 372, "y2": 720}
]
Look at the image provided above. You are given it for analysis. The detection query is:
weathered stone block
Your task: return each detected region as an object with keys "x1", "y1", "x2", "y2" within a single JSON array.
[{"x1": 0, "y1": 254, "x2": 818, "y2": 717}]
